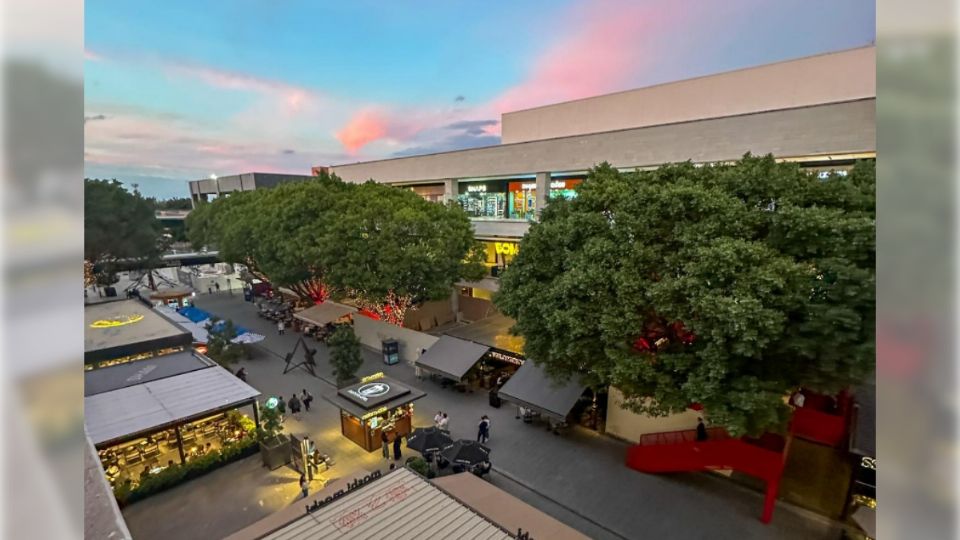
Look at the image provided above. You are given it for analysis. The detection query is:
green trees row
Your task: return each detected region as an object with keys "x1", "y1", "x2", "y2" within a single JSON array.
[
  {"x1": 496, "y1": 155, "x2": 875, "y2": 435},
  {"x1": 186, "y1": 172, "x2": 485, "y2": 324}
]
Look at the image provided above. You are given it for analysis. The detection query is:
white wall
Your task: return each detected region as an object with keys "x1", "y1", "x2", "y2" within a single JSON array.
[
  {"x1": 604, "y1": 387, "x2": 703, "y2": 444},
  {"x1": 353, "y1": 315, "x2": 439, "y2": 364}
]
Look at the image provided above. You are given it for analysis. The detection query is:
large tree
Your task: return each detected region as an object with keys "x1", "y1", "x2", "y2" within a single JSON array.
[
  {"x1": 187, "y1": 173, "x2": 485, "y2": 320},
  {"x1": 319, "y1": 181, "x2": 485, "y2": 324},
  {"x1": 495, "y1": 155, "x2": 875, "y2": 435},
  {"x1": 84, "y1": 179, "x2": 164, "y2": 286}
]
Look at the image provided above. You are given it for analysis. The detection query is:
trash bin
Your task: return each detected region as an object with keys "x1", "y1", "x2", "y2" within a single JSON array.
[
  {"x1": 243, "y1": 288, "x2": 253, "y2": 302},
  {"x1": 104, "y1": 286, "x2": 117, "y2": 297},
  {"x1": 488, "y1": 389, "x2": 501, "y2": 408},
  {"x1": 382, "y1": 339, "x2": 400, "y2": 365}
]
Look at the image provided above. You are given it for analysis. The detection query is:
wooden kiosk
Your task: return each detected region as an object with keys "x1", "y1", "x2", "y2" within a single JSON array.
[{"x1": 322, "y1": 373, "x2": 426, "y2": 452}]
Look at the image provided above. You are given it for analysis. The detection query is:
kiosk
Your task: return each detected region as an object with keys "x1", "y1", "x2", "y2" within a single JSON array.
[{"x1": 322, "y1": 373, "x2": 426, "y2": 452}]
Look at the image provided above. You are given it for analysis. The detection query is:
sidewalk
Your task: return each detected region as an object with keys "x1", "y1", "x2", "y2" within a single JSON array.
[{"x1": 144, "y1": 293, "x2": 843, "y2": 540}]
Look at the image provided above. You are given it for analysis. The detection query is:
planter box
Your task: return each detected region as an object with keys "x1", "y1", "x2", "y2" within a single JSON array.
[{"x1": 260, "y1": 434, "x2": 291, "y2": 470}]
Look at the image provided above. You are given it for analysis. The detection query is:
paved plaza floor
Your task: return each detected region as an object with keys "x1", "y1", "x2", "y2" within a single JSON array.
[{"x1": 121, "y1": 292, "x2": 844, "y2": 540}]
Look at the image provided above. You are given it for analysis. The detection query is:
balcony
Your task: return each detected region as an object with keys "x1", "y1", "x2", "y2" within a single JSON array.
[{"x1": 470, "y1": 218, "x2": 530, "y2": 239}]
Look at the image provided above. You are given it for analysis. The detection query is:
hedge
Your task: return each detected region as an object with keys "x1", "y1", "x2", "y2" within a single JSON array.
[{"x1": 113, "y1": 436, "x2": 258, "y2": 506}]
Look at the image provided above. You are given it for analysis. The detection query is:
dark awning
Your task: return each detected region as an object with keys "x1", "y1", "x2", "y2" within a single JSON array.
[
  {"x1": 84, "y1": 350, "x2": 214, "y2": 396},
  {"x1": 850, "y1": 375, "x2": 875, "y2": 457},
  {"x1": 497, "y1": 361, "x2": 586, "y2": 421},
  {"x1": 415, "y1": 336, "x2": 490, "y2": 381}
]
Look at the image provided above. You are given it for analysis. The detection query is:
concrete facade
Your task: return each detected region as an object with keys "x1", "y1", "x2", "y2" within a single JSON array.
[
  {"x1": 188, "y1": 172, "x2": 315, "y2": 206},
  {"x1": 501, "y1": 46, "x2": 876, "y2": 144},
  {"x1": 329, "y1": 99, "x2": 875, "y2": 185}
]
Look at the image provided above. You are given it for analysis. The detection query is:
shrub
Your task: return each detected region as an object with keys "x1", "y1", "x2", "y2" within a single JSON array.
[{"x1": 406, "y1": 456, "x2": 429, "y2": 477}]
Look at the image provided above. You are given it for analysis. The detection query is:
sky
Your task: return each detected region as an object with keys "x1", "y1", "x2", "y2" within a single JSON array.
[{"x1": 84, "y1": 0, "x2": 875, "y2": 199}]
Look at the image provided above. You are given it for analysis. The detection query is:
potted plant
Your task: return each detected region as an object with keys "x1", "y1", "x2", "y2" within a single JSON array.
[{"x1": 258, "y1": 399, "x2": 291, "y2": 470}]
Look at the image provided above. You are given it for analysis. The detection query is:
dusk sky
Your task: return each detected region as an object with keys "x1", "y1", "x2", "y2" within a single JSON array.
[{"x1": 84, "y1": 0, "x2": 875, "y2": 199}]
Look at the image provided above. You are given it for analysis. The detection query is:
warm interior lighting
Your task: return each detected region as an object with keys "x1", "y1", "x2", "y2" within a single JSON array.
[{"x1": 90, "y1": 314, "x2": 145, "y2": 328}]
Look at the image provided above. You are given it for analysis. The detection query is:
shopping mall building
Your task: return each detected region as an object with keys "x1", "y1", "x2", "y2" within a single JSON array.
[{"x1": 319, "y1": 45, "x2": 876, "y2": 319}]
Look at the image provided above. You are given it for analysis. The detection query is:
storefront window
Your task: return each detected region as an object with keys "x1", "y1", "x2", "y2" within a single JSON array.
[
  {"x1": 549, "y1": 178, "x2": 583, "y2": 200},
  {"x1": 457, "y1": 180, "x2": 509, "y2": 219},
  {"x1": 508, "y1": 181, "x2": 538, "y2": 220},
  {"x1": 407, "y1": 184, "x2": 445, "y2": 203},
  {"x1": 479, "y1": 240, "x2": 519, "y2": 278}
]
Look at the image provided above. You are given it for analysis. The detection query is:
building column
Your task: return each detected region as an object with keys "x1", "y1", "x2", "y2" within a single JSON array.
[
  {"x1": 443, "y1": 178, "x2": 458, "y2": 204},
  {"x1": 535, "y1": 172, "x2": 550, "y2": 219},
  {"x1": 252, "y1": 400, "x2": 261, "y2": 431},
  {"x1": 451, "y1": 288, "x2": 461, "y2": 323},
  {"x1": 174, "y1": 424, "x2": 187, "y2": 464}
]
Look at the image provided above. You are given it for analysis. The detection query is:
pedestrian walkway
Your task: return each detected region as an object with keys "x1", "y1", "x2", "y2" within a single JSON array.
[{"x1": 124, "y1": 293, "x2": 843, "y2": 540}]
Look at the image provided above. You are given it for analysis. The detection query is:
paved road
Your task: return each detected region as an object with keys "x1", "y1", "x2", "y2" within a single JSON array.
[{"x1": 123, "y1": 293, "x2": 842, "y2": 540}]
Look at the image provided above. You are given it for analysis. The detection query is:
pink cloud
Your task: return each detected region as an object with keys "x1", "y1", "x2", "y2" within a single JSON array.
[
  {"x1": 84, "y1": 49, "x2": 103, "y2": 62},
  {"x1": 491, "y1": 0, "x2": 667, "y2": 114},
  {"x1": 335, "y1": 108, "x2": 389, "y2": 153}
]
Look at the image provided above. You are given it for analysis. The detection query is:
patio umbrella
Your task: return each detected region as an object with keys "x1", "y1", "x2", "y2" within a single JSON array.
[
  {"x1": 440, "y1": 439, "x2": 491, "y2": 466},
  {"x1": 406, "y1": 427, "x2": 454, "y2": 455}
]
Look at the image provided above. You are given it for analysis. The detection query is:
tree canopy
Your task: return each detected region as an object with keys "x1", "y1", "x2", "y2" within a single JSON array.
[
  {"x1": 187, "y1": 172, "x2": 484, "y2": 323},
  {"x1": 495, "y1": 155, "x2": 875, "y2": 436},
  {"x1": 85, "y1": 179, "x2": 164, "y2": 284},
  {"x1": 329, "y1": 324, "x2": 364, "y2": 386}
]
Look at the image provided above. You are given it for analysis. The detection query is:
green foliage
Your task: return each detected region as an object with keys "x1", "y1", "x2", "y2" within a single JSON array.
[
  {"x1": 258, "y1": 401, "x2": 283, "y2": 440},
  {"x1": 85, "y1": 179, "x2": 164, "y2": 275},
  {"x1": 186, "y1": 172, "x2": 483, "y2": 309},
  {"x1": 495, "y1": 155, "x2": 875, "y2": 436},
  {"x1": 113, "y1": 437, "x2": 258, "y2": 506},
  {"x1": 150, "y1": 196, "x2": 193, "y2": 210},
  {"x1": 205, "y1": 317, "x2": 245, "y2": 366},
  {"x1": 406, "y1": 456, "x2": 431, "y2": 477},
  {"x1": 329, "y1": 324, "x2": 364, "y2": 386}
]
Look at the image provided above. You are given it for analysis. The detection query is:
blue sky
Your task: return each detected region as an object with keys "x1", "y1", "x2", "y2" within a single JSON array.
[{"x1": 84, "y1": 0, "x2": 875, "y2": 199}]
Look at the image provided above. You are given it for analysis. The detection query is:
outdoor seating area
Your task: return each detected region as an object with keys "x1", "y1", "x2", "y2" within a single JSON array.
[{"x1": 256, "y1": 298, "x2": 295, "y2": 324}]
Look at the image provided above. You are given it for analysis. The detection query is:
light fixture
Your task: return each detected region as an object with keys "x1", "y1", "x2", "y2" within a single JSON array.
[{"x1": 210, "y1": 174, "x2": 218, "y2": 180}]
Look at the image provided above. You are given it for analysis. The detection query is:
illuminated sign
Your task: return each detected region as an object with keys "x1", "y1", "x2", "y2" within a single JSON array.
[
  {"x1": 361, "y1": 406, "x2": 388, "y2": 421},
  {"x1": 860, "y1": 456, "x2": 876, "y2": 470},
  {"x1": 494, "y1": 242, "x2": 519, "y2": 256},
  {"x1": 348, "y1": 382, "x2": 390, "y2": 402},
  {"x1": 361, "y1": 372, "x2": 385, "y2": 383},
  {"x1": 486, "y1": 350, "x2": 524, "y2": 366},
  {"x1": 90, "y1": 314, "x2": 145, "y2": 328},
  {"x1": 520, "y1": 183, "x2": 536, "y2": 190},
  {"x1": 265, "y1": 397, "x2": 280, "y2": 409},
  {"x1": 550, "y1": 180, "x2": 567, "y2": 189},
  {"x1": 466, "y1": 185, "x2": 487, "y2": 193}
]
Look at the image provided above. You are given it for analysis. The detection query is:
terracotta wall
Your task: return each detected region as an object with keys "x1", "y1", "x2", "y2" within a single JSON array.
[
  {"x1": 458, "y1": 295, "x2": 496, "y2": 322},
  {"x1": 403, "y1": 299, "x2": 456, "y2": 332}
]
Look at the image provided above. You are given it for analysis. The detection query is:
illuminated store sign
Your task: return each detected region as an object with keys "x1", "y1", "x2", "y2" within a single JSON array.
[
  {"x1": 467, "y1": 185, "x2": 487, "y2": 193},
  {"x1": 494, "y1": 242, "x2": 519, "y2": 256},
  {"x1": 90, "y1": 314, "x2": 145, "y2": 328},
  {"x1": 348, "y1": 382, "x2": 391, "y2": 402},
  {"x1": 520, "y1": 183, "x2": 536, "y2": 190},
  {"x1": 487, "y1": 350, "x2": 524, "y2": 366}
]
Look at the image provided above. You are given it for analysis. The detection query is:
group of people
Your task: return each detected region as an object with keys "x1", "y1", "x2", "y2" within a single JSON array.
[
  {"x1": 433, "y1": 411, "x2": 450, "y2": 431},
  {"x1": 381, "y1": 430, "x2": 405, "y2": 461},
  {"x1": 432, "y1": 411, "x2": 491, "y2": 443},
  {"x1": 274, "y1": 389, "x2": 315, "y2": 420}
]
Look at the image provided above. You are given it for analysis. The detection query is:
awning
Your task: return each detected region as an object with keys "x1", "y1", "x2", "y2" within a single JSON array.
[
  {"x1": 85, "y1": 365, "x2": 260, "y2": 446},
  {"x1": 294, "y1": 302, "x2": 357, "y2": 327},
  {"x1": 84, "y1": 350, "x2": 213, "y2": 396},
  {"x1": 415, "y1": 335, "x2": 490, "y2": 381},
  {"x1": 497, "y1": 361, "x2": 586, "y2": 421},
  {"x1": 445, "y1": 313, "x2": 525, "y2": 355}
]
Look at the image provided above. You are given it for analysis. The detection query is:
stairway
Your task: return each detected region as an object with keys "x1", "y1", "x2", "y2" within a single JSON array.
[{"x1": 625, "y1": 427, "x2": 788, "y2": 523}]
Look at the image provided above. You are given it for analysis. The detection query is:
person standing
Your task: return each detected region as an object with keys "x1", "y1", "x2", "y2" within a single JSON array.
[
  {"x1": 299, "y1": 474, "x2": 309, "y2": 499},
  {"x1": 207, "y1": 285, "x2": 213, "y2": 295},
  {"x1": 214, "y1": 282, "x2": 221, "y2": 293},
  {"x1": 696, "y1": 418, "x2": 708, "y2": 442},
  {"x1": 381, "y1": 430, "x2": 390, "y2": 460},
  {"x1": 277, "y1": 320, "x2": 285, "y2": 335},
  {"x1": 301, "y1": 389, "x2": 313, "y2": 412},
  {"x1": 477, "y1": 415, "x2": 490, "y2": 443},
  {"x1": 289, "y1": 394, "x2": 301, "y2": 416},
  {"x1": 235, "y1": 367, "x2": 247, "y2": 382},
  {"x1": 438, "y1": 413, "x2": 449, "y2": 432},
  {"x1": 393, "y1": 434, "x2": 402, "y2": 461},
  {"x1": 434, "y1": 411, "x2": 443, "y2": 428}
]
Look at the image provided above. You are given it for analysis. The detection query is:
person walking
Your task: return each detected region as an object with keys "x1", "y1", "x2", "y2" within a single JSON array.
[
  {"x1": 381, "y1": 430, "x2": 391, "y2": 460},
  {"x1": 434, "y1": 411, "x2": 443, "y2": 428},
  {"x1": 208, "y1": 285, "x2": 213, "y2": 295},
  {"x1": 301, "y1": 389, "x2": 313, "y2": 412},
  {"x1": 299, "y1": 474, "x2": 309, "y2": 499},
  {"x1": 438, "y1": 413, "x2": 449, "y2": 432},
  {"x1": 214, "y1": 282, "x2": 221, "y2": 293},
  {"x1": 696, "y1": 418, "x2": 708, "y2": 442},
  {"x1": 277, "y1": 320, "x2": 285, "y2": 335},
  {"x1": 393, "y1": 434, "x2": 403, "y2": 461},
  {"x1": 289, "y1": 394, "x2": 301, "y2": 416},
  {"x1": 477, "y1": 415, "x2": 490, "y2": 443}
]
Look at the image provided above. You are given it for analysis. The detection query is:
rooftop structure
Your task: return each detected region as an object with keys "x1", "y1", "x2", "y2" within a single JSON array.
[
  {"x1": 188, "y1": 172, "x2": 316, "y2": 207},
  {"x1": 84, "y1": 299, "x2": 193, "y2": 366}
]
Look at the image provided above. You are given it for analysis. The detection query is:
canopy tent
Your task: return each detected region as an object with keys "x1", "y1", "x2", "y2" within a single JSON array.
[
  {"x1": 84, "y1": 350, "x2": 213, "y2": 396},
  {"x1": 85, "y1": 365, "x2": 260, "y2": 446},
  {"x1": 154, "y1": 306, "x2": 264, "y2": 345},
  {"x1": 414, "y1": 335, "x2": 490, "y2": 381},
  {"x1": 85, "y1": 300, "x2": 193, "y2": 364},
  {"x1": 294, "y1": 302, "x2": 357, "y2": 327},
  {"x1": 497, "y1": 361, "x2": 587, "y2": 421}
]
